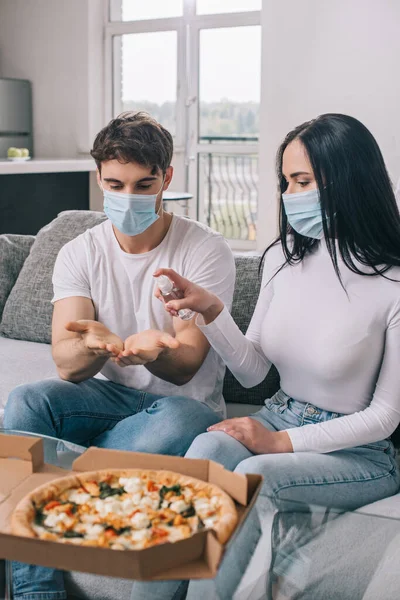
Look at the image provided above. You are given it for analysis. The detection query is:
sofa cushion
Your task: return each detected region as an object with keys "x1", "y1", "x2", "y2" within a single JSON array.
[
  {"x1": 0, "y1": 336, "x2": 58, "y2": 426},
  {"x1": 0, "y1": 234, "x2": 35, "y2": 321},
  {"x1": 0, "y1": 211, "x2": 106, "y2": 344},
  {"x1": 223, "y1": 255, "x2": 280, "y2": 405}
]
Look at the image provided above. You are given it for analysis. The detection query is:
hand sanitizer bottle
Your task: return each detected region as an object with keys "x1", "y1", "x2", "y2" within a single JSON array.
[{"x1": 155, "y1": 275, "x2": 195, "y2": 321}]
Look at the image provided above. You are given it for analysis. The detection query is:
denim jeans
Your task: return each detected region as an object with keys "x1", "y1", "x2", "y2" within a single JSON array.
[
  {"x1": 187, "y1": 389, "x2": 400, "y2": 509},
  {"x1": 4, "y1": 377, "x2": 221, "y2": 600},
  {"x1": 190, "y1": 389, "x2": 400, "y2": 599},
  {"x1": 132, "y1": 389, "x2": 400, "y2": 600},
  {"x1": 130, "y1": 507, "x2": 261, "y2": 600}
]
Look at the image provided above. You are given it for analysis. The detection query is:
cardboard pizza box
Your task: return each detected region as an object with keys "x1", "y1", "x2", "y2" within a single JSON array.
[{"x1": 0, "y1": 434, "x2": 262, "y2": 580}]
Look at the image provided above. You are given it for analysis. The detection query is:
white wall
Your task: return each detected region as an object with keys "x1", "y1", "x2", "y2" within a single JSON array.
[
  {"x1": 258, "y1": 0, "x2": 400, "y2": 249},
  {"x1": 0, "y1": 0, "x2": 104, "y2": 158}
]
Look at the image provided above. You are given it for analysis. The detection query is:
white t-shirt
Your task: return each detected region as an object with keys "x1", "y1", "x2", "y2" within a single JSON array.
[
  {"x1": 52, "y1": 216, "x2": 235, "y2": 416},
  {"x1": 198, "y1": 241, "x2": 400, "y2": 452}
]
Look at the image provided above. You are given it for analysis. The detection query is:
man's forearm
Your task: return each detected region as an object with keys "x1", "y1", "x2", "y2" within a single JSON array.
[
  {"x1": 52, "y1": 338, "x2": 109, "y2": 383},
  {"x1": 145, "y1": 344, "x2": 205, "y2": 386}
]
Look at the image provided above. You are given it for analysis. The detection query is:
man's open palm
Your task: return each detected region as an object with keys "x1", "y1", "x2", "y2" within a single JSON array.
[
  {"x1": 65, "y1": 320, "x2": 124, "y2": 358},
  {"x1": 65, "y1": 322, "x2": 178, "y2": 366},
  {"x1": 113, "y1": 329, "x2": 180, "y2": 367}
]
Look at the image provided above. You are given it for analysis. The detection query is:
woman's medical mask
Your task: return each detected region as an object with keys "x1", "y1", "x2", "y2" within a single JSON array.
[
  {"x1": 103, "y1": 179, "x2": 164, "y2": 236},
  {"x1": 282, "y1": 188, "x2": 325, "y2": 239}
]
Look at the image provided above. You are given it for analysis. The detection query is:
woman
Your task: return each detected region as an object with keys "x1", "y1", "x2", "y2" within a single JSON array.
[{"x1": 132, "y1": 113, "x2": 400, "y2": 599}]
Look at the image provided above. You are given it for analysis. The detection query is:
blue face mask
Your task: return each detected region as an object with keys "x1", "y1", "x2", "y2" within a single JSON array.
[
  {"x1": 102, "y1": 180, "x2": 164, "y2": 236},
  {"x1": 282, "y1": 188, "x2": 324, "y2": 239}
]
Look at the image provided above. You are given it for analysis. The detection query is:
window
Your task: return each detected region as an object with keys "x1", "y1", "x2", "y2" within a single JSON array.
[
  {"x1": 110, "y1": 0, "x2": 183, "y2": 21},
  {"x1": 199, "y1": 26, "x2": 261, "y2": 139},
  {"x1": 196, "y1": 0, "x2": 261, "y2": 15},
  {"x1": 114, "y1": 31, "x2": 178, "y2": 136},
  {"x1": 106, "y1": 1, "x2": 261, "y2": 249}
]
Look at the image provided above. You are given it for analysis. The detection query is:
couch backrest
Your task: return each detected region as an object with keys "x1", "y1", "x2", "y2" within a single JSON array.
[
  {"x1": 223, "y1": 256, "x2": 280, "y2": 405},
  {"x1": 0, "y1": 234, "x2": 35, "y2": 321},
  {"x1": 0, "y1": 211, "x2": 106, "y2": 344}
]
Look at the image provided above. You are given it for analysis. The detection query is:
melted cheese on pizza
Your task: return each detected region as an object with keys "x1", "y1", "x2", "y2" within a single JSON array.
[{"x1": 30, "y1": 473, "x2": 223, "y2": 550}]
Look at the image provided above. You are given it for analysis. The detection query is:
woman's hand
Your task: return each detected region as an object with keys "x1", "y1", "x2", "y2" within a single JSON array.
[
  {"x1": 208, "y1": 417, "x2": 293, "y2": 454},
  {"x1": 153, "y1": 268, "x2": 224, "y2": 324}
]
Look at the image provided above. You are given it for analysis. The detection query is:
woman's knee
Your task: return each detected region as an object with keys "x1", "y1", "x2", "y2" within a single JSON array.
[
  {"x1": 186, "y1": 431, "x2": 223, "y2": 460},
  {"x1": 186, "y1": 431, "x2": 252, "y2": 470}
]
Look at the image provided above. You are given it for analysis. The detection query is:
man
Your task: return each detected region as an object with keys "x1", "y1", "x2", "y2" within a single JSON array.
[{"x1": 4, "y1": 111, "x2": 235, "y2": 600}]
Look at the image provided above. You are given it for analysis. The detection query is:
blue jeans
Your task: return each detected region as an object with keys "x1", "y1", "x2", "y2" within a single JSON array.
[
  {"x1": 131, "y1": 389, "x2": 400, "y2": 600},
  {"x1": 4, "y1": 377, "x2": 220, "y2": 600},
  {"x1": 187, "y1": 389, "x2": 400, "y2": 509},
  {"x1": 130, "y1": 507, "x2": 261, "y2": 600}
]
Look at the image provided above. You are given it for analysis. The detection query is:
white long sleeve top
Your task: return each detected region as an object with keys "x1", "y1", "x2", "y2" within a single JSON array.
[{"x1": 198, "y1": 242, "x2": 400, "y2": 453}]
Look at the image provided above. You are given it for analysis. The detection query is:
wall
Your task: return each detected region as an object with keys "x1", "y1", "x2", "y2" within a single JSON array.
[
  {"x1": 1, "y1": 1, "x2": 398, "y2": 227},
  {"x1": 258, "y1": 0, "x2": 400, "y2": 249},
  {"x1": 0, "y1": 0, "x2": 104, "y2": 158}
]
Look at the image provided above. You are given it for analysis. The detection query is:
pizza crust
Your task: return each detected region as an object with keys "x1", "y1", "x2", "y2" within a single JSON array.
[
  {"x1": 11, "y1": 469, "x2": 238, "y2": 546},
  {"x1": 12, "y1": 474, "x2": 83, "y2": 538}
]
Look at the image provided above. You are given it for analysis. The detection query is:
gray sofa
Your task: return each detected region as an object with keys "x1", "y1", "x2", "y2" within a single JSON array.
[
  {"x1": 1, "y1": 211, "x2": 399, "y2": 599},
  {"x1": 0, "y1": 210, "x2": 280, "y2": 599}
]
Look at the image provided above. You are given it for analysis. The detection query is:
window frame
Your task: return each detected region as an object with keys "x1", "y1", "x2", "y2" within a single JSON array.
[{"x1": 104, "y1": 0, "x2": 262, "y2": 250}]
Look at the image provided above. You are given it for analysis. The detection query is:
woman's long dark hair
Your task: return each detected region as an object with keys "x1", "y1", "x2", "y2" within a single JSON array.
[{"x1": 262, "y1": 113, "x2": 400, "y2": 279}]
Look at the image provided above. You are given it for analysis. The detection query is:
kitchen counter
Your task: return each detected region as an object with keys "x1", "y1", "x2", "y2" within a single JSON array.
[
  {"x1": 0, "y1": 158, "x2": 96, "y2": 175},
  {"x1": 2, "y1": 159, "x2": 95, "y2": 235}
]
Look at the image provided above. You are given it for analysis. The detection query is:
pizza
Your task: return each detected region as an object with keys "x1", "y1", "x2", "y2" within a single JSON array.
[{"x1": 11, "y1": 469, "x2": 238, "y2": 550}]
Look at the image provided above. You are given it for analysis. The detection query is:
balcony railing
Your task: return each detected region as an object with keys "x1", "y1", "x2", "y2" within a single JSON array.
[{"x1": 199, "y1": 136, "x2": 259, "y2": 242}]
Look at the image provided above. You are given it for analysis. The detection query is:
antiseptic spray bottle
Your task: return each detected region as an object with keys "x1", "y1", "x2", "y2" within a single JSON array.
[{"x1": 155, "y1": 275, "x2": 195, "y2": 321}]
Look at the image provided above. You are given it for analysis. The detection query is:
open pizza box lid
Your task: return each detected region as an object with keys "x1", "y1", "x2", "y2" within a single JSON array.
[{"x1": 0, "y1": 434, "x2": 262, "y2": 580}]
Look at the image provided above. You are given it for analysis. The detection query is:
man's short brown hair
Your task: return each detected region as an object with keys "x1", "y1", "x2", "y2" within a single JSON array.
[{"x1": 91, "y1": 111, "x2": 173, "y2": 173}]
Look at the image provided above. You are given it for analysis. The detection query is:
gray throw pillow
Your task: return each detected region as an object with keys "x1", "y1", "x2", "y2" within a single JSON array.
[
  {"x1": 222, "y1": 255, "x2": 280, "y2": 405},
  {"x1": 0, "y1": 211, "x2": 106, "y2": 344},
  {"x1": 0, "y1": 234, "x2": 35, "y2": 321}
]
